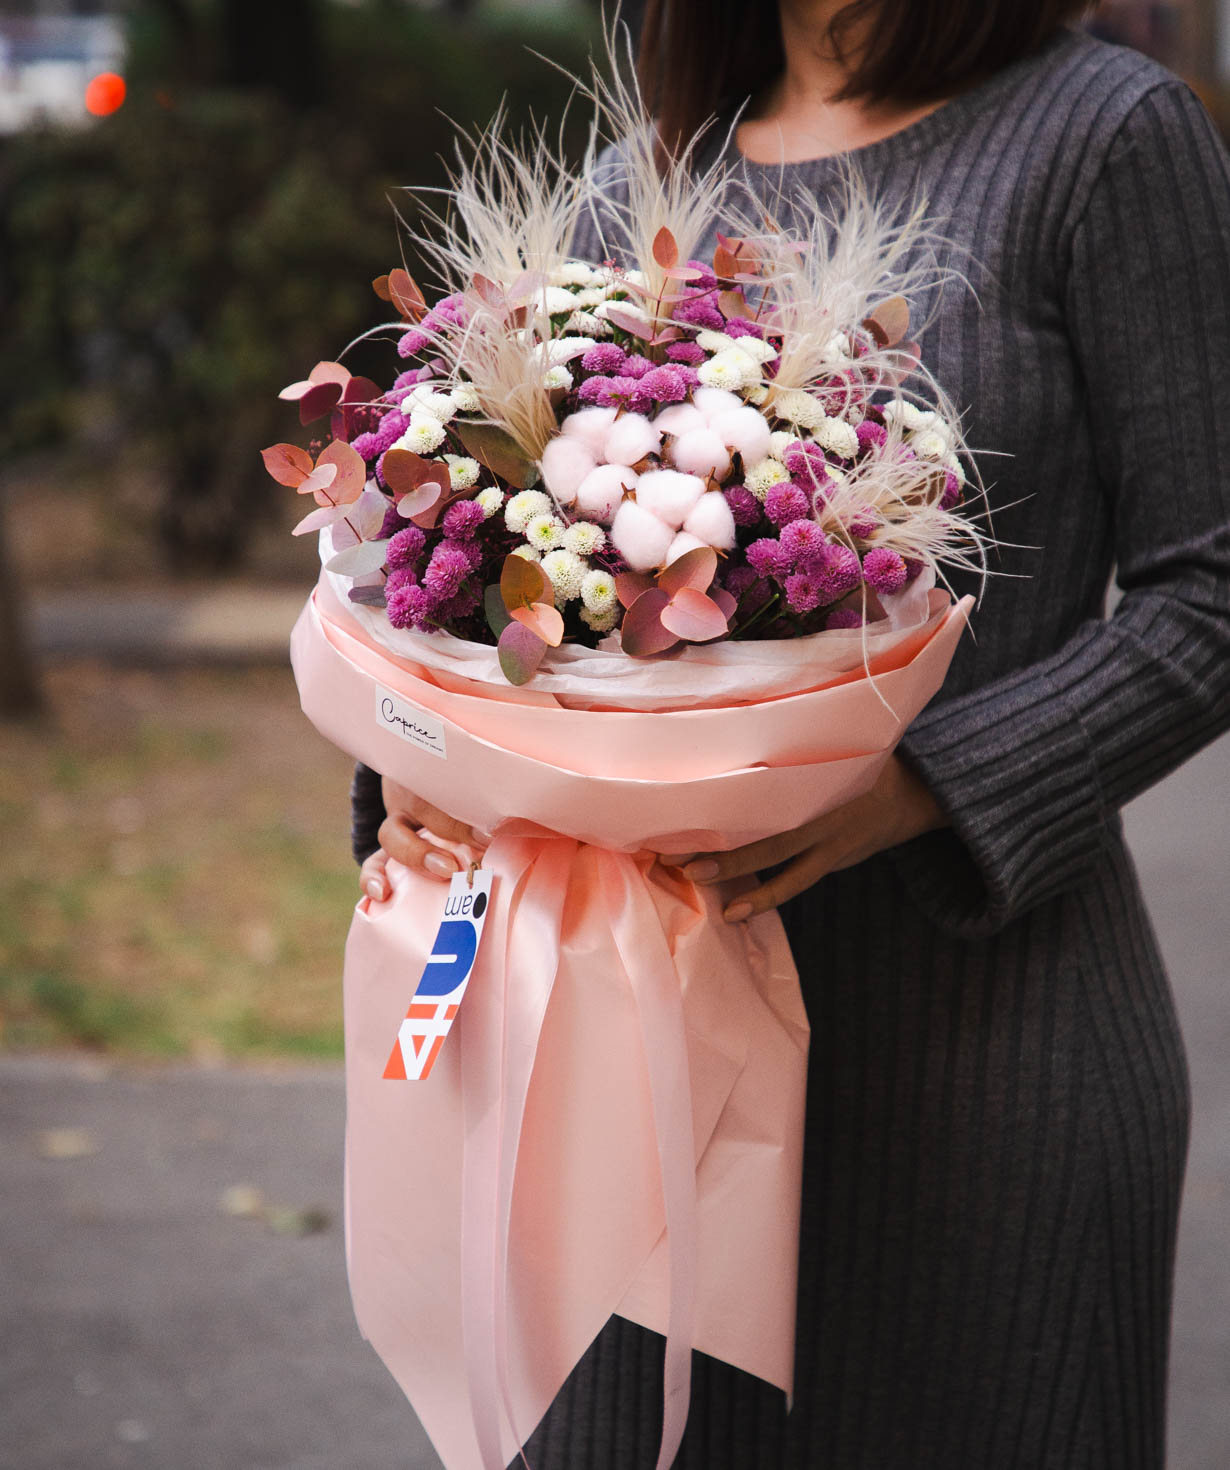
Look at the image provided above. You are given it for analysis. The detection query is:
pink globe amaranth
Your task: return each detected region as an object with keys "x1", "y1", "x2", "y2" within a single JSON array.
[
  {"x1": 784, "y1": 572, "x2": 823, "y2": 614},
  {"x1": 387, "y1": 581, "x2": 435, "y2": 630},
  {"x1": 610, "y1": 499, "x2": 676, "y2": 571},
  {"x1": 856, "y1": 419, "x2": 888, "y2": 451},
  {"x1": 638, "y1": 365, "x2": 688, "y2": 404},
  {"x1": 862, "y1": 546, "x2": 909, "y2": 594},
  {"x1": 442, "y1": 500, "x2": 485, "y2": 539},
  {"x1": 422, "y1": 541, "x2": 472, "y2": 599},
  {"x1": 940, "y1": 470, "x2": 963, "y2": 510},
  {"x1": 397, "y1": 328, "x2": 431, "y2": 358},
  {"x1": 819, "y1": 544, "x2": 862, "y2": 601},
  {"x1": 724, "y1": 485, "x2": 763, "y2": 528},
  {"x1": 622, "y1": 355, "x2": 655, "y2": 379},
  {"x1": 576, "y1": 374, "x2": 615, "y2": 405},
  {"x1": 765, "y1": 483, "x2": 810, "y2": 526},
  {"x1": 724, "y1": 564, "x2": 759, "y2": 599},
  {"x1": 779, "y1": 518, "x2": 828, "y2": 570}
]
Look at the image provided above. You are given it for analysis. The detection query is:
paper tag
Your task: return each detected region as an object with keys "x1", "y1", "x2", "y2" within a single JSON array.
[
  {"x1": 383, "y1": 868, "x2": 494, "y2": 1081},
  {"x1": 375, "y1": 687, "x2": 447, "y2": 760}
]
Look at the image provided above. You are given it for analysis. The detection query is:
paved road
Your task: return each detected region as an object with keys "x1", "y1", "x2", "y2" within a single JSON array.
[{"x1": 2, "y1": 738, "x2": 1227, "y2": 1470}]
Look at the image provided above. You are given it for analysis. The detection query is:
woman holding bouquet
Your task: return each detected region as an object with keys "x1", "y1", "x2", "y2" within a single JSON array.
[{"x1": 352, "y1": 0, "x2": 1230, "y2": 1465}]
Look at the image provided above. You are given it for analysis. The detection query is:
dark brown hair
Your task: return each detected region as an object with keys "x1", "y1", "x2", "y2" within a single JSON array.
[{"x1": 636, "y1": 0, "x2": 1093, "y2": 156}]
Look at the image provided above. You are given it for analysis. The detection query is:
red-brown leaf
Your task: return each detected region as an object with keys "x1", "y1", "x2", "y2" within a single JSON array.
[
  {"x1": 718, "y1": 290, "x2": 754, "y2": 321},
  {"x1": 864, "y1": 295, "x2": 910, "y2": 348},
  {"x1": 619, "y1": 588, "x2": 678, "y2": 657},
  {"x1": 381, "y1": 447, "x2": 443, "y2": 496},
  {"x1": 652, "y1": 226, "x2": 679, "y2": 269},
  {"x1": 498, "y1": 620, "x2": 549, "y2": 686},
  {"x1": 317, "y1": 439, "x2": 366, "y2": 503},
  {"x1": 260, "y1": 443, "x2": 313, "y2": 488},
  {"x1": 510, "y1": 600, "x2": 565, "y2": 648},
  {"x1": 658, "y1": 545, "x2": 717, "y2": 599},
  {"x1": 297, "y1": 381, "x2": 344, "y2": 425},
  {"x1": 615, "y1": 571, "x2": 654, "y2": 610},
  {"x1": 500, "y1": 553, "x2": 552, "y2": 611},
  {"x1": 388, "y1": 269, "x2": 427, "y2": 321},
  {"x1": 660, "y1": 587, "x2": 729, "y2": 643}
]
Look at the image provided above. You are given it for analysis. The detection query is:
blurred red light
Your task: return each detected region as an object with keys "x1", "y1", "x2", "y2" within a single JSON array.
[{"x1": 85, "y1": 73, "x2": 127, "y2": 118}]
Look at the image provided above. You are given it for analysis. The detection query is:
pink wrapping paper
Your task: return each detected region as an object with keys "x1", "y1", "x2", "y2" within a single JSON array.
[{"x1": 290, "y1": 580, "x2": 972, "y2": 1469}]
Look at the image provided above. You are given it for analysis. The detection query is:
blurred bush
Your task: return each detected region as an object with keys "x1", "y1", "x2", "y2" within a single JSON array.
[{"x1": 0, "y1": 0, "x2": 596, "y2": 569}]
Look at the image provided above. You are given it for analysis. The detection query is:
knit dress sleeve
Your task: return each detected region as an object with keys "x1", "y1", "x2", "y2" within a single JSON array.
[{"x1": 893, "y1": 81, "x2": 1230, "y2": 937}]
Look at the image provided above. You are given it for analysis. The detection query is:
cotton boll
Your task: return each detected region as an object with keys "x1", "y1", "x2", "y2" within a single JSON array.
[
  {"x1": 665, "y1": 531, "x2": 708, "y2": 565},
  {"x1": 682, "y1": 491, "x2": 737, "y2": 550},
  {"x1": 574, "y1": 464, "x2": 636, "y2": 524},
  {"x1": 710, "y1": 406, "x2": 772, "y2": 464},
  {"x1": 561, "y1": 407, "x2": 618, "y2": 457},
  {"x1": 634, "y1": 469, "x2": 707, "y2": 528},
  {"x1": 653, "y1": 403, "x2": 706, "y2": 437},
  {"x1": 610, "y1": 500, "x2": 676, "y2": 571},
  {"x1": 692, "y1": 387, "x2": 744, "y2": 423},
  {"x1": 539, "y1": 436, "x2": 596, "y2": 505},
  {"x1": 603, "y1": 412, "x2": 662, "y2": 468},
  {"x1": 670, "y1": 428, "x2": 731, "y2": 481}
]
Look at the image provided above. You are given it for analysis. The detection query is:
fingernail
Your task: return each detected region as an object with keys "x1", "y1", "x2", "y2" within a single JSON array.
[
  {"x1": 365, "y1": 879, "x2": 385, "y2": 901},
  {"x1": 684, "y1": 859, "x2": 720, "y2": 882},
  {"x1": 724, "y1": 901, "x2": 753, "y2": 923},
  {"x1": 424, "y1": 850, "x2": 458, "y2": 878}
]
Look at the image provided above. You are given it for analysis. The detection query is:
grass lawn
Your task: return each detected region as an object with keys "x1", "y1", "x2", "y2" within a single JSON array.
[{"x1": 0, "y1": 662, "x2": 361, "y2": 1060}]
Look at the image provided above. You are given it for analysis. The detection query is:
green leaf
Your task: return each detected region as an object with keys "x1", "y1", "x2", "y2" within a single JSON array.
[
  {"x1": 453, "y1": 421, "x2": 538, "y2": 490},
  {"x1": 484, "y1": 583, "x2": 512, "y2": 638}
]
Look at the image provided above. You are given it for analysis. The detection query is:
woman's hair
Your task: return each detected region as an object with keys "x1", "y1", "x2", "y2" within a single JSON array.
[{"x1": 636, "y1": 0, "x2": 1093, "y2": 156}]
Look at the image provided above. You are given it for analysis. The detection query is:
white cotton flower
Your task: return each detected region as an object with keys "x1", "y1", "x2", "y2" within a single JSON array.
[
  {"x1": 580, "y1": 569, "x2": 617, "y2": 613},
  {"x1": 912, "y1": 430, "x2": 949, "y2": 461},
  {"x1": 562, "y1": 521, "x2": 606, "y2": 556},
  {"x1": 411, "y1": 389, "x2": 457, "y2": 422},
  {"x1": 581, "y1": 605, "x2": 619, "y2": 633},
  {"x1": 444, "y1": 455, "x2": 481, "y2": 490},
  {"x1": 504, "y1": 489, "x2": 553, "y2": 533},
  {"x1": 564, "y1": 310, "x2": 609, "y2": 337},
  {"x1": 813, "y1": 416, "x2": 860, "y2": 460},
  {"x1": 541, "y1": 549, "x2": 587, "y2": 601},
  {"x1": 731, "y1": 336, "x2": 778, "y2": 365},
  {"x1": 525, "y1": 513, "x2": 566, "y2": 551},
  {"x1": 543, "y1": 365, "x2": 574, "y2": 391},
  {"x1": 397, "y1": 416, "x2": 448, "y2": 454},
  {"x1": 695, "y1": 329, "x2": 737, "y2": 354},
  {"x1": 544, "y1": 335, "x2": 597, "y2": 365},
  {"x1": 772, "y1": 388, "x2": 826, "y2": 431},
  {"x1": 476, "y1": 487, "x2": 504, "y2": 518},
  {"x1": 510, "y1": 545, "x2": 542, "y2": 563},
  {"x1": 452, "y1": 383, "x2": 481, "y2": 412},
  {"x1": 743, "y1": 457, "x2": 790, "y2": 499},
  {"x1": 882, "y1": 400, "x2": 926, "y2": 431},
  {"x1": 768, "y1": 430, "x2": 797, "y2": 458},
  {"x1": 542, "y1": 286, "x2": 579, "y2": 316}
]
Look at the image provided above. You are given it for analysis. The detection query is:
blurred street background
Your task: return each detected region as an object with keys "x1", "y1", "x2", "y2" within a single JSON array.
[{"x1": 2, "y1": 1, "x2": 1228, "y2": 1467}]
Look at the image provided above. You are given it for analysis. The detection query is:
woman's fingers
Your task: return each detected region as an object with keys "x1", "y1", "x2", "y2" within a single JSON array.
[
  {"x1": 380, "y1": 777, "x2": 490, "y2": 849},
  {"x1": 682, "y1": 821, "x2": 823, "y2": 884},
  {"x1": 377, "y1": 811, "x2": 463, "y2": 881},
  {"x1": 721, "y1": 844, "x2": 833, "y2": 923},
  {"x1": 359, "y1": 849, "x2": 391, "y2": 902}
]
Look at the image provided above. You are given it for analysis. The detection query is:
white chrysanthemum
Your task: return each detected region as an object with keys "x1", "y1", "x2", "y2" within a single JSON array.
[
  {"x1": 543, "y1": 365, "x2": 574, "y2": 391},
  {"x1": 564, "y1": 310, "x2": 609, "y2": 337},
  {"x1": 772, "y1": 388, "x2": 827, "y2": 431},
  {"x1": 451, "y1": 383, "x2": 481, "y2": 412},
  {"x1": 551, "y1": 261, "x2": 604, "y2": 288},
  {"x1": 562, "y1": 521, "x2": 606, "y2": 556},
  {"x1": 768, "y1": 430, "x2": 797, "y2": 458},
  {"x1": 510, "y1": 545, "x2": 541, "y2": 563},
  {"x1": 594, "y1": 298, "x2": 651, "y2": 328},
  {"x1": 745, "y1": 384, "x2": 770, "y2": 406},
  {"x1": 821, "y1": 332, "x2": 852, "y2": 363},
  {"x1": 882, "y1": 400, "x2": 926, "y2": 432},
  {"x1": 541, "y1": 286, "x2": 578, "y2": 316},
  {"x1": 698, "y1": 354, "x2": 751, "y2": 392},
  {"x1": 476, "y1": 487, "x2": 504, "y2": 518},
  {"x1": 541, "y1": 548, "x2": 586, "y2": 601},
  {"x1": 943, "y1": 453, "x2": 967, "y2": 484},
  {"x1": 695, "y1": 329, "x2": 737, "y2": 354},
  {"x1": 525, "y1": 513, "x2": 566, "y2": 551},
  {"x1": 572, "y1": 287, "x2": 610, "y2": 309},
  {"x1": 580, "y1": 569, "x2": 617, "y2": 613},
  {"x1": 444, "y1": 455, "x2": 481, "y2": 490},
  {"x1": 504, "y1": 489, "x2": 553, "y2": 533},
  {"x1": 622, "y1": 269, "x2": 649, "y2": 289},
  {"x1": 704, "y1": 347, "x2": 761, "y2": 389},
  {"x1": 912, "y1": 430, "x2": 949, "y2": 461},
  {"x1": 813, "y1": 416, "x2": 860, "y2": 460},
  {"x1": 743, "y1": 457, "x2": 790, "y2": 499},
  {"x1": 410, "y1": 389, "x2": 457, "y2": 422},
  {"x1": 397, "y1": 416, "x2": 448, "y2": 454},
  {"x1": 544, "y1": 335, "x2": 597, "y2": 365},
  {"x1": 581, "y1": 605, "x2": 619, "y2": 633},
  {"x1": 731, "y1": 337, "x2": 778, "y2": 365}
]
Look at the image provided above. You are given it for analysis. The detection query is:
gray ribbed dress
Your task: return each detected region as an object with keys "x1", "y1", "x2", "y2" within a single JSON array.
[{"x1": 350, "y1": 27, "x2": 1230, "y2": 1468}]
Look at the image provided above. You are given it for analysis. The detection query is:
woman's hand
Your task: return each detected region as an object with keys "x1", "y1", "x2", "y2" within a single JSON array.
[
  {"x1": 680, "y1": 755, "x2": 947, "y2": 922},
  {"x1": 359, "y1": 778, "x2": 490, "y2": 902}
]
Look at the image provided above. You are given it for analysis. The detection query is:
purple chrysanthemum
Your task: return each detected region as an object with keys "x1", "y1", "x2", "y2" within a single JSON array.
[
  {"x1": 601, "y1": 376, "x2": 652, "y2": 412},
  {"x1": 392, "y1": 370, "x2": 419, "y2": 393},
  {"x1": 723, "y1": 564, "x2": 759, "y2": 599},
  {"x1": 422, "y1": 542, "x2": 472, "y2": 599},
  {"x1": 848, "y1": 507, "x2": 879, "y2": 538},
  {"x1": 685, "y1": 260, "x2": 717, "y2": 290},
  {"x1": 396, "y1": 329, "x2": 430, "y2": 359},
  {"x1": 825, "y1": 608, "x2": 865, "y2": 631},
  {"x1": 724, "y1": 485, "x2": 763, "y2": 528},
  {"x1": 580, "y1": 343, "x2": 626, "y2": 374},
  {"x1": 779, "y1": 518, "x2": 828, "y2": 570},
  {"x1": 856, "y1": 420, "x2": 888, "y2": 452},
  {"x1": 784, "y1": 572, "x2": 823, "y2": 614},
  {"x1": 370, "y1": 410, "x2": 410, "y2": 455},
  {"x1": 746, "y1": 537, "x2": 789, "y2": 579},
  {"x1": 351, "y1": 431, "x2": 380, "y2": 462},
  {"x1": 639, "y1": 365, "x2": 688, "y2": 403},
  {"x1": 673, "y1": 291, "x2": 725, "y2": 331},
  {"x1": 764, "y1": 483, "x2": 810, "y2": 526},
  {"x1": 386, "y1": 524, "x2": 426, "y2": 569},
  {"x1": 442, "y1": 500, "x2": 485, "y2": 539},
  {"x1": 386, "y1": 581, "x2": 436, "y2": 630},
  {"x1": 940, "y1": 470, "x2": 963, "y2": 511},
  {"x1": 621, "y1": 355, "x2": 654, "y2": 379},
  {"x1": 724, "y1": 318, "x2": 765, "y2": 340},
  {"x1": 576, "y1": 374, "x2": 614, "y2": 405},
  {"x1": 665, "y1": 341, "x2": 706, "y2": 365},
  {"x1": 905, "y1": 556, "x2": 926, "y2": 583},
  {"x1": 378, "y1": 502, "x2": 405, "y2": 540},
  {"x1": 439, "y1": 582, "x2": 483, "y2": 620},
  {"x1": 818, "y1": 544, "x2": 862, "y2": 602},
  {"x1": 862, "y1": 546, "x2": 909, "y2": 595},
  {"x1": 782, "y1": 441, "x2": 828, "y2": 480},
  {"x1": 384, "y1": 566, "x2": 418, "y2": 596}
]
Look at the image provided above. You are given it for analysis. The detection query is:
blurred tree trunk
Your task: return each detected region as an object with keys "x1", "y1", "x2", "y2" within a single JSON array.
[{"x1": 0, "y1": 490, "x2": 43, "y2": 720}]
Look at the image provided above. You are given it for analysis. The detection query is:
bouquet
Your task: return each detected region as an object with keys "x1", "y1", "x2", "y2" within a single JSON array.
[{"x1": 277, "y1": 32, "x2": 982, "y2": 1470}]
